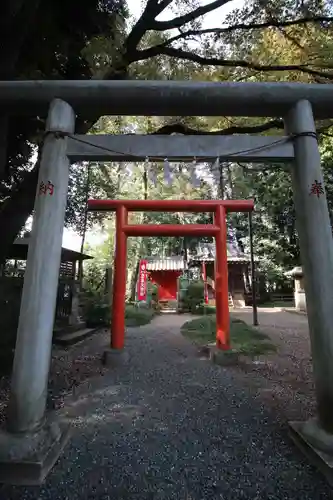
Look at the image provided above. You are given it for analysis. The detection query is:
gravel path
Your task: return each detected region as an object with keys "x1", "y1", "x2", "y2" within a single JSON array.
[
  {"x1": 0, "y1": 314, "x2": 331, "y2": 499},
  {"x1": 0, "y1": 330, "x2": 109, "y2": 424},
  {"x1": 230, "y1": 307, "x2": 316, "y2": 422}
]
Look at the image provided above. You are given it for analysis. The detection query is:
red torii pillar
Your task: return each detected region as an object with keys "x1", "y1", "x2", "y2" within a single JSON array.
[{"x1": 88, "y1": 199, "x2": 254, "y2": 351}]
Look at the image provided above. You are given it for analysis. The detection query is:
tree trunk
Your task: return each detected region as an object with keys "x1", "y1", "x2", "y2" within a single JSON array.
[
  {"x1": 0, "y1": 36, "x2": 128, "y2": 262},
  {"x1": 0, "y1": 0, "x2": 43, "y2": 177},
  {"x1": 0, "y1": 114, "x2": 120, "y2": 263}
]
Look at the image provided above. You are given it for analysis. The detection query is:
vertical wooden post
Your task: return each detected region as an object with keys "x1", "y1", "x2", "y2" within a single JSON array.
[
  {"x1": 214, "y1": 205, "x2": 230, "y2": 350},
  {"x1": 105, "y1": 266, "x2": 113, "y2": 305},
  {"x1": 248, "y1": 211, "x2": 258, "y2": 326},
  {"x1": 111, "y1": 204, "x2": 128, "y2": 349},
  {"x1": 202, "y1": 261, "x2": 208, "y2": 304},
  {"x1": 78, "y1": 164, "x2": 91, "y2": 288}
]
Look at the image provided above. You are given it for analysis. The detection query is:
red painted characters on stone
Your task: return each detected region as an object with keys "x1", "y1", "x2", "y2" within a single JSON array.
[
  {"x1": 39, "y1": 180, "x2": 55, "y2": 196},
  {"x1": 309, "y1": 180, "x2": 324, "y2": 198}
]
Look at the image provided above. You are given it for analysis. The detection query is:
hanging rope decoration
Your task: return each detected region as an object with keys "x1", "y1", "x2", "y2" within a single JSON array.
[
  {"x1": 142, "y1": 155, "x2": 222, "y2": 188},
  {"x1": 146, "y1": 157, "x2": 157, "y2": 187},
  {"x1": 163, "y1": 158, "x2": 173, "y2": 186},
  {"x1": 210, "y1": 155, "x2": 221, "y2": 191},
  {"x1": 124, "y1": 163, "x2": 133, "y2": 177},
  {"x1": 213, "y1": 156, "x2": 219, "y2": 174},
  {"x1": 228, "y1": 224, "x2": 238, "y2": 245},
  {"x1": 190, "y1": 157, "x2": 201, "y2": 187}
]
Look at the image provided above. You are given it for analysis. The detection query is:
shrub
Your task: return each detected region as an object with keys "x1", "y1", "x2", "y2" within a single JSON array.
[
  {"x1": 181, "y1": 316, "x2": 276, "y2": 355},
  {"x1": 82, "y1": 290, "x2": 110, "y2": 327},
  {"x1": 125, "y1": 304, "x2": 155, "y2": 327},
  {"x1": 196, "y1": 304, "x2": 216, "y2": 315},
  {"x1": 81, "y1": 292, "x2": 156, "y2": 328},
  {"x1": 182, "y1": 280, "x2": 205, "y2": 314}
]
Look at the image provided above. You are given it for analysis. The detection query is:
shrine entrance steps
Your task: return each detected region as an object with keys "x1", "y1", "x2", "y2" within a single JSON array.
[{"x1": 159, "y1": 299, "x2": 178, "y2": 313}]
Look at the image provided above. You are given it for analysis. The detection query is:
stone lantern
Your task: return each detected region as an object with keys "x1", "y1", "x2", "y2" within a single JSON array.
[{"x1": 285, "y1": 266, "x2": 306, "y2": 312}]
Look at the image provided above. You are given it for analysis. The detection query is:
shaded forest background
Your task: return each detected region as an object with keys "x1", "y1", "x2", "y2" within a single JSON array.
[{"x1": 2, "y1": 0, "x2": 333, "y2": 294}]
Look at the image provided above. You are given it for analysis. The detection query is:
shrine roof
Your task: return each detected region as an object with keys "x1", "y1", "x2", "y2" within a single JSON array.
[
  {"x1": 189, "y1": 242, "x2": 250, "y2": 264},
  {"x1": 146, "y1": 256, "x2": 186, "y2": 271},
  {"x1": 8, "y1": 237, "x2": 93, "y2": 263}
]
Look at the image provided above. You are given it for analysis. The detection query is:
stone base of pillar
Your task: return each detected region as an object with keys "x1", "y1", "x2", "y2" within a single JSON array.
[
  {"x1": 0, "y1": 414, "x2": 71, "y2": 485},
  {"x1": 289, "y1": 419, "x2": 333, "y2": 487},
  {"x1": 102, "y1": 348, "x2": 129, "y2": 367},
  {"x1": 210, "y1": 347, "x2": 239, "y2": 366}
]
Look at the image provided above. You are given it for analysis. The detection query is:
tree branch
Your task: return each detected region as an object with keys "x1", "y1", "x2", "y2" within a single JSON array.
[
  {"x1": 152, "y1": 119, "x2": 333, "y2": 137},
  {"x1": 125, "y1": 0, "x2": 173, "y2": 57},
  {"x1": 156, "y1": 0, "x2": 174, "y2": 11},
  {"x1": 148, "y1": 16, "x2": 333, "y2": 47},
  {"x1": 151, "y1": 119, "x2": 284, "y2": 136},
  {"x1": 277, "y1": 27, "x2": 305, "y2": 51},
  {"x1": 151, "y1": 0, "x2": 231, "y2": 31},
  {"x1": 154, "y1": 12, "x2": 333, "y2": 33},
  {"x1": 134, "y1": 45, "x2": 333, "y2": 80}
]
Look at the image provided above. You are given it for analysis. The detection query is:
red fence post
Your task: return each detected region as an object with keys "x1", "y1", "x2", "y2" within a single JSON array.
[
  {"x1": 111, "y1": 204, "x2": 128, "y2": 349},
  {"x1": 214, "y1": 205, "x2": 230, "y2": 350}
]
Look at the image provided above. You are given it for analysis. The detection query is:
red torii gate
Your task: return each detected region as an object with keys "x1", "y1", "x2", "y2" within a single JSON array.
[{"x1": 88, "y1": 198, "x2": 254, "y2": 351}]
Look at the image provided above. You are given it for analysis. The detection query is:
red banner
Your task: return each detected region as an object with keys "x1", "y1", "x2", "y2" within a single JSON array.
[{"x1": 137, "y1": 259, "x2": 148, "y2": 301}]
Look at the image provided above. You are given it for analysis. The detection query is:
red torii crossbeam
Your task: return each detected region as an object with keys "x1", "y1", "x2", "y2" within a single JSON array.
[{"x1": 88, "y1": 199, "x2": 254, "y2": 351}]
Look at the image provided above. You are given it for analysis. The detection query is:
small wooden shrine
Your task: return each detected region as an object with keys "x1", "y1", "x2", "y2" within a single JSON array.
[
  {"x1": 138, "y1": 238, "x2": 252, "y2": 309},
  {"x1": 1, "y1": 233, "x2": 93, "y2": 332},
  {"x1": 144, "y1": 256, "x2": 186, "y2": 311},
  {"x1": 188, "y1": 242, "x2": 251, "y2": 307}
]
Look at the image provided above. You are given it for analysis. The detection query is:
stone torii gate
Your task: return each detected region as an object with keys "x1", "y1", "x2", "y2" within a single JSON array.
[{"x1": 0, "y1": 80, "x2": 333, "y2": 484}]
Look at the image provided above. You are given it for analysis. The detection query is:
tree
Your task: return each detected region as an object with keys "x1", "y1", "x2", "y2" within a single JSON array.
[
  {"x1": 83, "y1": 151, "x2": 216, "y2": 298},
  {"x1": 0, "y1": 0, "x2": 128, "y2": 262},
  {"x1": 1, "y1": 0, "x2": 333, "y2": 264},
  {"x1": 223, "y1": 162, "x2": 300, "y2": 285}
]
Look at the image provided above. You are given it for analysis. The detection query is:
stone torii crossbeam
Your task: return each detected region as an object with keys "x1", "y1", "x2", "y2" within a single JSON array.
[{"x1": 0, "y1": 80, "x2": 333, "y2": 485}]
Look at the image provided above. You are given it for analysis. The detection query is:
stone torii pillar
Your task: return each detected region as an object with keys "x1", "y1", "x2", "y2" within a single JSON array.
[
  {"x1": 285, "y1": 100, "x2": 333, "y2": 467},
  {"x1": 0, "y1": 99, "x2": 75, "y2": 485}
]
